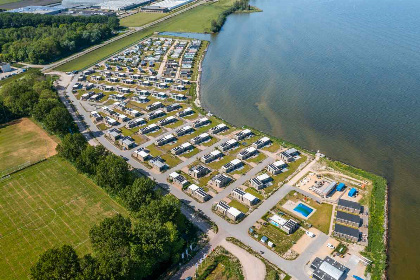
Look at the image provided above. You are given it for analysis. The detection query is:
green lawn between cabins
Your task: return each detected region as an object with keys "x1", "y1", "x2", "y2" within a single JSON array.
[
  {"x1": 0, "y1": 156, "x2": 128, "y2": 280},
  {"x1": 55, "y1": 0, "x2": 240, "y2": 72},
  {"x1": 228, "y1": 199, "x2": 249, "y2": 214},
  {"x1": 254, "y1": 224, "x2": 304, "y2": 256},
  {"x1": 275, "y1": 191, "x2": 333, "y2": 234}
]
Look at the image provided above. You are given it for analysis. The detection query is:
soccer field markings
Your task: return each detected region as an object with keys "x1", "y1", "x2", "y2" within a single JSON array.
[{"x1": 0, "y1": 157, "x2": 128, "y2": 279}]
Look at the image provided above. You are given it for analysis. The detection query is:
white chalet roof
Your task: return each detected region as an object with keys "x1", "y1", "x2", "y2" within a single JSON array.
[{"x1": 227, "y1": 207, "x2": 242, "y2": 217}]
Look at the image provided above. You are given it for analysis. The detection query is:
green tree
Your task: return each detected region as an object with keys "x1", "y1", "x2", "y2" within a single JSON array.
[
  {"x1": 44, "y1": 106, "x2": 74, "y2": 135},
  {"x1": 32, "y1": 98, "x2": 61, "y2": 122},
  {"x1": 30, "y1": 245, "x2": 81, "y2": 280},
  {"x1": 0, "y1": 78, "x2": 39, "y2": 117},
  {"x1": 95, "y1": 154, "x2": 132, "y2": 194},
  {"x1": 120, "y1": 177, "x2": 156, "y2": 212},
  {"x1": 76, "y1": 145, "x2": 107, "y2": 175},
  {"x1": 89, "y1": 214, "x2": 132, "y2": 279},
  {"x1": 57, "y1": 133, "x2": 87, "y2": 162},
  {"x1": 76, "y1": 254, "x2": 100, "y2": 280}
]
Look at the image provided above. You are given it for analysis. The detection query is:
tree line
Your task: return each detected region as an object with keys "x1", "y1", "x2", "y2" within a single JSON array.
[
  {"x1": 0, "y1": 13, "x2": 119, "y2": 29},
  {"x1": 0, "y1": 70, "x2": 75, "y2": 135},
  {"x1": 0, "y1": 14, "x2": 120, "y2": 64},
  {"x1": 0, "y1": 71, "x2": 197, "y2": 279},
  {"x1": 210, "y1": 0, "x2": 251, "y2": 33}
]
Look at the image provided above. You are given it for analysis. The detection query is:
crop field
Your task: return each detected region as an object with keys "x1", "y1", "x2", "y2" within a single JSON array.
[
  {"x1": 0, "y1": 157, "x2": 127, "y2": 280},
  {"x1": 0, "y1": 118, "x2": 57, "y2": 175}
]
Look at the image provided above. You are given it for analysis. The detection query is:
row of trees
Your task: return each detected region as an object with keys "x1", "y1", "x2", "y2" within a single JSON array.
[
  {"x1": 0, "y1": 70, "x2": 75, "y2": 135},
  {"x1": 0, "y1": 14, "x2": 120, "y2": 64},
  {"x1": 0, "y1": 13, "x2": 119, "y2": 29},
  {"x1": 210, "y1": 0, "x2": 251, "y2": 33}
]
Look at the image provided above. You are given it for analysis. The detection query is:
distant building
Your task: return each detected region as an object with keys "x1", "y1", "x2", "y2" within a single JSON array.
[
  {"x1": 215, "y1": 201, "x2": 243, "y2": 221},
  {"x1": 7, "y1": 5, "x2": 67, "y2": 15},
  {"x1": 252, "y1": 136, "x2": 271, "y2": 149},
  {"x1": 218, "y1": 139, "x2": 239, "y2": 152},
  {"x1": 231, "y1": 188, "x2": 259, "y2": 206},
  {"x1": 235, "y1": 129, "x2": 253, "y2": 141},
  {"x1": 0, "y1": 63, "x2": 11, "y2": 73},
  {"x1": 268, "y1": 214, "x2": 299, "y2": 234},
  {"x1": 222, "y1": 159, "x2": 243, "y2": 173},
  {"x1": 266, "y1": 160, "x2": 287, "y2": 175},
  {"x1": 237, "y1": 147, "x2": 258, "y2": 160},
  {"x1": 187, "y1": 184, "x2": 211, "y2": 202},
  {"x1": 171, "y1": 142, "x2": 194, "y2": 155},
  {"x1": 337, "y1": 199, "x2": 362, "y2": 214},
  {"x1": 201, "y1": 150, "x2": 223, "y2": 164},
  {"x1": 132, "y1": 149, "x2": 151, "y2": 162},
  {"x1": 150, "y1": 157, "x2": 168, "y2": 172},
  {"x1": 169, "y1": 172, "x2": 189, "y2": 188},
  {"x1": 209, "y1": 174, "x2": 231, "y2": 188},
  {"x1": 333, "y1": 224, "x2": 359, "y2": 242},
  {"x1": 210, "y1": 123, "x2": 229, "y2": 134},
  {"x1": 336, "y1": 211, "x2": 361, "y2": 227},
  {"x1": 310, "y1": 256, "x2": 348, "y2": 280},
  {"x1": 279, "y1": 148, "x2": 300, "y2": 162},
  {"x1": 189, "y1": 165, "x2": 211, "y2": 179}
]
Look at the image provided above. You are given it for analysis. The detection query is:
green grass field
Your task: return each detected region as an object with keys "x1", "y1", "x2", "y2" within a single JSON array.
[
  {"x1": 120, "y1": 12, "x2": 165, "y2": 27},
  {"x1": 0, "y1": 118, "x2": 58, "y2": 175},
  {"x1": 0, "y1": 157, "x2": 127, "y2": 279},
  {"x1": 56, "y1": 0, "x2": 238, "y2": 72}
]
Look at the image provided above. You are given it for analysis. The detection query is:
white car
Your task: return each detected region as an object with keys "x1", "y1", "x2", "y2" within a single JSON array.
[
  {"x1": 306, "y1": 231, "x2": 315, "y2": 238},
  {"x1": 327, "y1": 243, "x2": 336, "y2": 249}
]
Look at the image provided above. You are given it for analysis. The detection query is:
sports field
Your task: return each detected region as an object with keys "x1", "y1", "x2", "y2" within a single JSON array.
[
  {"x1": 0, "y1": 157, "x2": 127, "y2": 279},
  {"x1": 0, "y1": 118, "x2": 58, "y2": 175}
]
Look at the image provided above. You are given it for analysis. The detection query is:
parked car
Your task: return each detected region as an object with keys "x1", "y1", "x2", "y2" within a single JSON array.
[
  {"x1": 306, "y1": 231, "x2": 315, "y2": 238},
  {"x1": 327, "y1": 243, "x2": 336, "y2": 249}
]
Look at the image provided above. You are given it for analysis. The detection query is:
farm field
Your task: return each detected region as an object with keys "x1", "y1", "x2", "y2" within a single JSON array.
[
  {"x1": 0, "y1": 157, "x2": 127, "y2": 280},
  {"x1": 0, "y1": 118, "x2": 57, "y2": 175}
]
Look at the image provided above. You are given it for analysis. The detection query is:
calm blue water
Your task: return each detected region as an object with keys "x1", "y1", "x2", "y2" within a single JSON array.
[
  {"x1": 294, "y1": 203, "x2": 314, "y2": 217},
  {"x1": 165, "y1": 0, "x2": 420, "y2": 278}
]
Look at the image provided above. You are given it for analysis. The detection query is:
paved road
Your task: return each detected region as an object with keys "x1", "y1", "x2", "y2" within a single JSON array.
[
  {"x1": 42, "y1": 0, "x2": 209, "y2": 72},
  {"x1": 56, "y1": 72, "x2": 330, "y2": 280}
]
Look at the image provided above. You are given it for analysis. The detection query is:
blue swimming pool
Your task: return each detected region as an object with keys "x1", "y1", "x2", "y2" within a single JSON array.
[{"x1": 293, "y1": 203, "x2": 314, "y2": 217}]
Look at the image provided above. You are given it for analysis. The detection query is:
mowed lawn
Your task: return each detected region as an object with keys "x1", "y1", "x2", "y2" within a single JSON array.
[
  {"x1": 0, "y1": 157, "x2": 127, "y2": 280},
  {"x1": 0, "y1": 118, "x2": 57, "y2": 175},
  {"x1": 120, "y1": 12, "x2": 165, "y2": 27}
]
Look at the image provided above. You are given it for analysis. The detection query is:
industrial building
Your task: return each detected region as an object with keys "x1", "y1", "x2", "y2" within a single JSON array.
[
  {"x1": 141, "y1": 0, "x2": 194, "y2": 13},
  {"x1": 7, "y1": 5, "x2": 68, "y2": 15}
]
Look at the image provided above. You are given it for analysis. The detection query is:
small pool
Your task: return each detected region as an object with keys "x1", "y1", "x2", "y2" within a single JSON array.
[
  {"x1": 293, "y1": 203, "x2": 314, "y2": 217},
  {"x1": 270, "y1": 220, "x2": 280, "y2": 227}
]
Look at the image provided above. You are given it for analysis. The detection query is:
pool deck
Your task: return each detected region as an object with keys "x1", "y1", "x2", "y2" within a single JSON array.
[{"x1": 281, "y1": 200, "x2": 316, "y2": 220}]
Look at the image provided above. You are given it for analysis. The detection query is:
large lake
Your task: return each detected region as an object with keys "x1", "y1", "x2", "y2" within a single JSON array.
[{"x1": 166, "y1": 0, "x2": 420, "y2": 278}]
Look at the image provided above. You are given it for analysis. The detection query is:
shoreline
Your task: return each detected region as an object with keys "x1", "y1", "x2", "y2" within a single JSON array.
[{"x1": 193, "y1": 39, "x2": 389, "y2": 279}]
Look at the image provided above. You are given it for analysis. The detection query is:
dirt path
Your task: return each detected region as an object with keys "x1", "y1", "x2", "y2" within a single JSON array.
[{"x1": 220, "y1": 239, "x2": 266, "y2": 280}]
